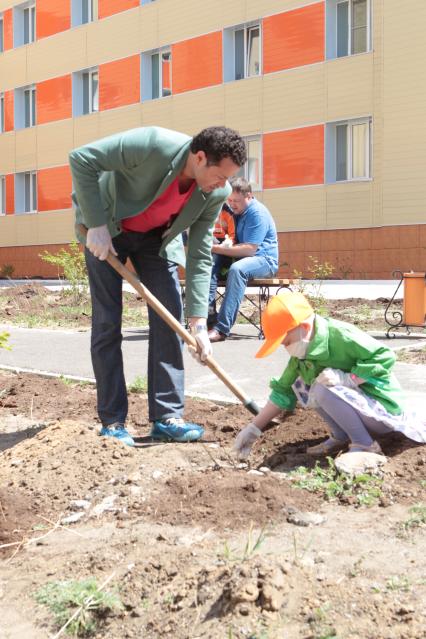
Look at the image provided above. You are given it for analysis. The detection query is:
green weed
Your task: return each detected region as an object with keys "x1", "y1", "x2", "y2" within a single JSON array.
[
  {"x1": 385, "y1": 575, "x2": 411, "y2": 592},
  {"x1": 0, "y1": 331, "x2": 10, "y2": 350},
  {"x1": 40, "y1": 241, "x2": 88, "y2": 303},
  {"x1": 399, "y1": 503, "x2": 426, "y2": 535},
  {"x1": 221, "y1": 523, "x2": 267, "y2": 563},
  {"x1": 35, "y1": 577, "x2": 122, "y2": 636},
  {"x1": 289, "y1": 457, "x2": 383, "y2": 506},
  {"x1": 127, "y1": 375, "x2": 148, "y2": 394}
]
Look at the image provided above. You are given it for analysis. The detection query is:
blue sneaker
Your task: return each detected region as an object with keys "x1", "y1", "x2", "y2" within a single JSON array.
[
  {"x1": 150, "y1": 417, "x2": 204, "y2": 443},
  {"x1": 99, "y1": 423, "x2": 135, "y2": 447}
]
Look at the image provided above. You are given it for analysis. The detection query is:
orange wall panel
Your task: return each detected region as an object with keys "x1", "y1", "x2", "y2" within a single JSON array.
[
  {"x1": 263, "y1": 2, "x2": 325, "y2": 74},
  {"x1": 99, "y1": 55, "x2": 140, "y2": 110},
  {"x1": 37, "y1": 75, "x2": 72, "y2": 125},
  {"x1": 37, "y1": 165, "x2": 72, "y2": 212},
  {"x1": 36, "y1": 0, "x2": 70, "y2": 40},
  {"x1": 4, "y1": 90, "x2": 14, "y2": 132},
  {"x1": 172, "y1": 31, "x2": 222, "y2": 94},
  {"x1": 263, "y1": 125, "x2": 324, "y2": 188},
  {"x1": 98, "y1": 0, "x2": 139, "y2": 19},
  {"x1": 3, "y1": 8, "x2": 13, "y2": 50},
  {"x1": 5, "y1": 174, "x2": 14, "y2": 214}
]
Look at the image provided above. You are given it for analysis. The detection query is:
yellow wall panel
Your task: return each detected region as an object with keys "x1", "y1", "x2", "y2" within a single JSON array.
[
  {"x1": 171, "y1": 86, "x2": 225, "y2": 136},
  {"x1": 0, "y1": 47, "x2": 28, "y2": 91},
  {"x1": 72, "y1": 113, "x2": 102, "y2": 149},
  {"x1": 263, "y1": 186, "x2": 326, "y2": 231},
  {"x1": 139, "y1": 1, "x2": 160, "y2": 51},
  {"x1": 37, "y1": 120, "x2": 74, "y2": 168},
  {"x1": 326, "y1": 54, "x2": 374, "y2": 121},
  {"x1": 158, "y1": 0, "x2": 222, "y2": 46},
  {"x1": 86, "y1": 10, "x2": 140, "y2": 67},
  {"x1": 325, "y1": 182, "x2": 373, "y2": 228},
  {"x1": 15, "y1": 127, "x2": 37, "y2": 171},
  {"x1": 98, "y1": 104, "x2": 142, "y2": 138},
  {"x1": 141, "y1": 98, "x2": 173, "y2": 128},
  {"x1": 382, "y1": 0, "x2": 426, "y2": 226},
  {"x1": 27, "y1": 28, "x2": 87, "y2": 82},
  {"x1": 263, "y1": 65, "x2": 325, "y2": 132},
  {"x1": 0, "y1": 210, "x2": 74, "y2": 247},
  {"x1": 221, "y1": 0, "x2": 247, "y2": 29},
  {"x1": 246, "y1": 0, "x2": 317, "y2": 23},
  {"x1": 0, "y1": 133, "x2": 16, "y2": 174},
  {"x1": 224, "y1": 77, "x2": 262, "y2": 135}
]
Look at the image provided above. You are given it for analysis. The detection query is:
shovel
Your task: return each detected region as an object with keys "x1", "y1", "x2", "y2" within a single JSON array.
[{"x1": 77, "y1": 225, "x2": 260, "y2": 416}]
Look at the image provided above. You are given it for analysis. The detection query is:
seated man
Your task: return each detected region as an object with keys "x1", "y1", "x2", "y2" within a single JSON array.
[{"x1": 208, "y1": 177, "x2": 279, "y2": 342}]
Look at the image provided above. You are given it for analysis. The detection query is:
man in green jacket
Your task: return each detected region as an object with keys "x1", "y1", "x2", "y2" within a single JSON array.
[{"x1": 70, "y1": 126, "x2": 246, "y2": 446}]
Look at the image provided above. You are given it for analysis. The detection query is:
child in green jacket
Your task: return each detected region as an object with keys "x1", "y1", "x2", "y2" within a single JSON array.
[{"x1": 234, "y1": 291, "x2": 426, "y2": 460}]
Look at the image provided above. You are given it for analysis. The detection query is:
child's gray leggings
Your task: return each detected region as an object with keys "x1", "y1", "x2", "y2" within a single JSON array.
[{"x1": 313, "y1": 384, "x2": 393, "y2": 447}]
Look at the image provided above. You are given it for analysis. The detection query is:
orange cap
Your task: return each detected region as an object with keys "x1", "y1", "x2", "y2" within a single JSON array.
[{"x1": 255, "y1": 291, "x2": 314, "y2": 358}]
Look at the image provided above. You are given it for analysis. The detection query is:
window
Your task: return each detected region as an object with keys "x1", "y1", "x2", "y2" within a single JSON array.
[
  {"x1": 326, "y1": 0, "x2": 370, "y2": 59},
  {"x1": 224, "y1": 23, "x2": 261, "y2": 82},
  {"x1": 326, "y1": 118, "x2": 371, "y2": 182},
  {"x1": 0, "y1": 176, "x2": 5, "y2": 215},
  {"x1": 141, "y1": 48, "x2": 171, "y2": 101},
  {"x1": 141, "y1": 0, "x2": 155, "y2": 4},
  {"x1": 71, "y1": 0, "x2": 95, "y2": 26},
  {"x1": 14, "y1": 2, "x2": 36, "y2": 46},
  {"x1": 14, "y1": 84, "x2": 36, "y2": 129},
  {"x1": 0, "y1": 14, "x2": 4, "y2": 52},
  {"x1": 73, "y1": 68, "x2": 98, "y2": 115},
  {"x1": 236, "y1": 136, "x2": 262, "y2": 191},
  {"x1": 0, "y1": 93, "x2": 4, "y2": 132},
  {"x1": 15, "y1": 171, "x2": 37, "y2": 213}
]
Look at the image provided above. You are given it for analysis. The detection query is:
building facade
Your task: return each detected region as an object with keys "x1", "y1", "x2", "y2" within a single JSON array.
[{"x1": 0, "y1": 0, "x2": 425, "y2": 279}]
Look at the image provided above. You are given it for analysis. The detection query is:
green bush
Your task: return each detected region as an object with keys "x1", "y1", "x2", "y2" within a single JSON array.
[
  {"x1": 0, "y1": 332, "x2": 10, "y2": 350},
  {"x1": 40, "y1": 240, "x2": 88, "y2": 302}
]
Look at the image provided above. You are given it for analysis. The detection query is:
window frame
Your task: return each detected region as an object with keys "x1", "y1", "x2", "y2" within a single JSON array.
[
  {"x1": 0, "y1": 175, "x2": 5, "y2": 215},
  {"x1": 71, "y1": 0, "x2": 95, "y2": 27},
  {"x1": 236, "y1": 135, "x2": 263, "y2": 191},
  {"x1": 326, "y1": 0, "x2": 371, "y2": 60},
  {"x1": 141, "y1": 46, "x2": 172, "y2": 102},
  {"x1": 15, "y1": 170, "x2": 37, "y2": 214},
  {"x1": 223, "y1": 21, "x2": 262, "y2": 83},
  {"x1": 0, "y1": 14, "x2": 4, "y2": 53},
  {"x1": 14, "y1": 1, "x2": 36, "y2": 47},
  {"x1": 0, "y1": 93, "x2": 4, "y2": 133},
  {"x1": 326, "y1": 117, "x2": 372, "y2": 183},
  {"x1": 82, "y1": 68, "x2": 99, "y2": 114},
  {"x1": 14, "y1": 83, "x2": 36, "y2": 129}
]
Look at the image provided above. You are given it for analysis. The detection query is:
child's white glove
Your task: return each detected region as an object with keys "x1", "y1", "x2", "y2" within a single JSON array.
[
  {"x1": 233, "y1": 423, "x2": 262, "y2": 459},
  {"x1": 316, "y1": 368, "x2": 363, "y2": 389},
  {"x1": 188, "y1": 325, "x2": 212, "y2": 363},
  {"x1": 222, "y1": 234, "x2": 233, "y2": 248}
]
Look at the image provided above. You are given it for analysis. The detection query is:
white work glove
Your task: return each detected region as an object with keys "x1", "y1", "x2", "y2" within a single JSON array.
[
  {"x1": 188, "y1": 324, "x2": 212, "y2": 363},
  {"x1": 316, "y1": 368, "x2": 363, "y2": 389},
  {"x1": 233, "y1": 423, "x2": 262, "y2": 460},
  {"x1": 221, "y1": 234, "x2": 233, "y2": 248},
  {"x1": 86, "y1": 224, "x2": 117, "y2": 260}
]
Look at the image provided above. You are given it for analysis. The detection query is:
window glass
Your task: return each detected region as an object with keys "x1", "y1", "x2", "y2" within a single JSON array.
[
  {"x1": 352, "y1": 122, "x2": 368, "y2": 178},
  {"x1": 247, "y1": 26, "x2": 260, "y2": 77},
  {"x1": 151, "y1": 53, "x2": 159, "y2": 99},
  {"x1": 32, "y1": 172, "x2": 37, "y2": 210},
  {"x1": 247, "y1": 138, "x2": 261, "y2": 190},
  {"x1": 0, "y1": 177, "x2": 5, "y2": 214},
  {"x1": 336, "y1": 124, "x2": 348, "y2": 181},
  {"x1": 234, "y1": 29, "x2": 245, "y2": 80},
  {"x1": 82, "y1": 72, "x2": 89, "y2": 113},
  {"x1": 24, "y1": 89, "x2": 31, "y2": 127},
  {"x1": 91, "y1": 71, "x2": 98, "y2": 112},
  {"x1": 161, "y1": 51, "x2": 171, "y2": 97},
  {"x1": 352, "y1": 0, "x2": 367, "y2": 54},
  {"x1": 24, "y1": 172, "x2": 31, "y2": 210},
  {"x1": 0, "y1": 18, "x2": 4, "y2": 53},
  {"x1": 0, "y1": 95, "x2": 4, "y2": 132},
  {"x1": 31, "y1": 87, "x2": 36, "y2": 126},
  {"x1": 337, "y1": 1, "x2": 349, "y2": 57},
  {"x1": 24, "y1": 7, "x2": 30, "y2": 43},
  {"x1": 31, "y1": 5, "x2": 35, "y2": 42}
]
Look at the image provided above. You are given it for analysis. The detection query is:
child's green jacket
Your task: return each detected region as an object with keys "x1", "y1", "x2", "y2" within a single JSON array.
[{"x1": 269, "y1": 315, "x2": 405, "y2": 415}]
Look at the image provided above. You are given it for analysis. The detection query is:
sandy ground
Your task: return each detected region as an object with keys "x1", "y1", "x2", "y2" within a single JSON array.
[{"x1": 0, "y1": 370, "x2": 425, "y2": 638}]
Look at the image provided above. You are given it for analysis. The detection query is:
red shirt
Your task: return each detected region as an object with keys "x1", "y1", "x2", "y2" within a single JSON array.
[{"x1": 122, "y1": 177, "x2": 196, "y2": 233}]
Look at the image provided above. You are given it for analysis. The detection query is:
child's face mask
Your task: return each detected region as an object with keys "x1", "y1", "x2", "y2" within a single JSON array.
[{"x1": 285, "y1": 325, "x2": 311, "y2": 359}]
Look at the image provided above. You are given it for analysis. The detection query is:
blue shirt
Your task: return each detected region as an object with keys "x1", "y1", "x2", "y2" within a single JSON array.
[{"x1": 234, "y1": 198, "x2": 279, "y2": 271}]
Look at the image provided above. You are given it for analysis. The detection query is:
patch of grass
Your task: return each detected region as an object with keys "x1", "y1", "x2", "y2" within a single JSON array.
[
  {"x1": 308, "y1": 604, "x2": 338, "y2": 639},
  {"x1": 59, "y1": 375, "x2": 93, "y2": 388},
  {"x1": 127, "y1": 375, "x2": 148, "y2": 394},
  {"x1": 288, "y1": 457, "x2": 383, "y2": 506},
  {"x1": 35, "y1": 577, "x2": 122, "y2": 637},
  {"x1": 221, "y1": 522, "x2": 267, "y2": 563},
  {"x1": 399, "y1": 503, "x2": 426, "y2": 535},
  {"x1": 385, "y1": 575, "x2": 411, "y2": 592}
]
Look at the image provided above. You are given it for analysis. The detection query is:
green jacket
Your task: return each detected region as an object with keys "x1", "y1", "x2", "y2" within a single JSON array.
[
  {"x1": 269, "y1": 315, "x2": 405, "y2": 415},
  {"x1": 69, "y1": 126, "x2": 231, "y2": 318}
]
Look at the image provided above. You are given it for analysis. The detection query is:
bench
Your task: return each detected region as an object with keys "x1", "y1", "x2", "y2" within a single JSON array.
[{"x1": 179, "y1": 277, "x2": 297, "y2": 338}]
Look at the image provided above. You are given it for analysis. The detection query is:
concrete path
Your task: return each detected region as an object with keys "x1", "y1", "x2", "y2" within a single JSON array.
[{"x1": 1, "y1": 323, "x2": 425, "y2": 409}]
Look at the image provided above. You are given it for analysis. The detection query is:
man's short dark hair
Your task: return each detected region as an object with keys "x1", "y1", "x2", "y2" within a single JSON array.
[
  {"x1": 229, "y1": 177, "x2": 252, "y2": 197},
  {"x1": 191, "y1": 126, "x2": 247, "y2": 167}
]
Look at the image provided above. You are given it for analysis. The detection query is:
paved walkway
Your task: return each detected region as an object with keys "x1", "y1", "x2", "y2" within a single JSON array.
[{"x1": 0, "y1": 323, "x2": 425, "y2": 410}]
